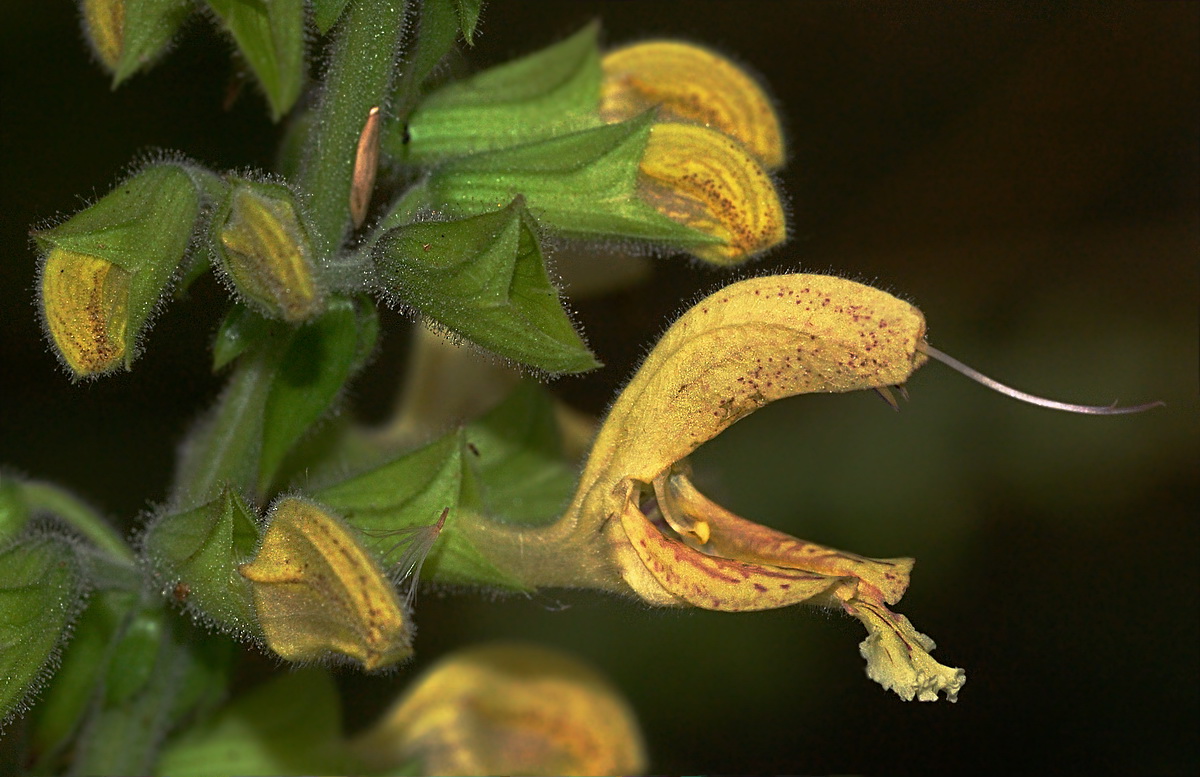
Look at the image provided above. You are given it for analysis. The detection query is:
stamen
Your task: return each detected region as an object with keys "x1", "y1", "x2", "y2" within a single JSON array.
[{"x1": 917, "y1": 342, "x2": 1164, "y2": 415}]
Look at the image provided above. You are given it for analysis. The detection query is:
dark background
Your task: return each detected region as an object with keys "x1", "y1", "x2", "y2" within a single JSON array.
[{"x1": 2, "y1": 2, "x2": 1197, "y2": 774}]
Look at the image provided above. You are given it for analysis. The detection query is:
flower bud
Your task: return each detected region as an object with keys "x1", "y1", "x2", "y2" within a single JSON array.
[
  {"x1": 80, "y1": 0, "x2": 192, "y2": 86},
  {"x1": 214, "y1": 179, "x2": 323, "y2": 323},
  {"x1": 35, "y1": 163, "x2": 201, "y2": 377},
  {"x1": 81, "y1": 0, "x2": 123, "y2": 71},
  {"x1": 638, "y1": 122, "x2": 786, "y2": 265},
  {"x1": 601, "y1": 39, "x2": 786, "y2": 169},
  {"x1": 237, "y1": 497, "x2": 411, "y2": 670},
  {"x1": 353, "y1": 643, "x2": 646, "y2": 776}
]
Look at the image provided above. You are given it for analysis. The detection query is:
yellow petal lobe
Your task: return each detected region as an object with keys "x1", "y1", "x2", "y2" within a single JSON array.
[
  {"x1": 354, "y1": 643, "x2": 647, "y2": 776},
  {"x1": 41, "y1": 248, "x2": 131, "y2": 376},
  {"x1": 238, "y1": 497, "x2": 411, "y2": 670},
  {"x1": 639, "y1": 122, "x2": 786, "y2": 265},
  {"x1": 601, "y1": 40, "x2": 785, "y2": 169}
]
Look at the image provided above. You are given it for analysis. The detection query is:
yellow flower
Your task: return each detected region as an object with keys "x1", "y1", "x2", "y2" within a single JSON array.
[
  {"x1": 353, "y1": 643, "x2": 646, "y2": 776},
  {"x1": 573, "y1": 273, "x2": 964, "y2": 700},
  {"x1": 601, "y1": 39, "x2": 786, "y2": 169}
]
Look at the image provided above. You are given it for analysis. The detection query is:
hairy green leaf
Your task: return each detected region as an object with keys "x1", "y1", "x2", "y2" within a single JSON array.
[
  {"x1": 466, "y1": 381, "x2": 576, "y2": 526},
  {"x1": 374, "y1": 199, "x2": 598, "y2": 374},
  {"x1": 0, "y1": 533, "x2": 87, "y2": 730},
  {"x1": 391, "y1": 22, "x2": 601, "y2": 162},
  {"x1": 258, "y1": 297, "x2": 377, "y2": 492},
  {"x1": 25, "y1": 590, "x2": 135, "y2": 768}
]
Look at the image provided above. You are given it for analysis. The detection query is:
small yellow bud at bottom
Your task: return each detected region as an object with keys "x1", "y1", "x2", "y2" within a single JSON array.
[
  {"x1": 354, "y1": 643, "x2": 647, "y2": 776},
  {"x1": 41, "y1": 248, "x2": 131, "y2": 376}
]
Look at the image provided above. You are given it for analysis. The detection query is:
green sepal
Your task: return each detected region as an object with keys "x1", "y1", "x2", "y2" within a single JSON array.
[
  {"x1": 107, "y1": 0, "x2": 193, "y2": 86},
  {"x1": 390, "y1": 22, "x2": 601, "y2": 163},
  {"x1": 142, "y1": 488, "x2": 261, "y2": 634},
  {"x1": 0, "y1": 532, "x2": 87, "y2": 730},
  {"x1": 314, "y1": 430, "x2": 529, "y2": 591},
  {"x1": 425, "y1": 113, "x2": 721, "y2": 247},
  {"x1": 155, "y1": 668, "x2": 355, "y2": 777},
  {"x1": 310, "y1": 0, "x2": 351, "y2": 34},
  {"x1": 465, "y1": 381, "x2": 576, "y2": 527},
  {"x1": 211, "y1": 177, "x2": 324, "y2": 323},
  {"x1": 258, "y1": 296, "x2": 378, "y2": 493},
  {"x1": 205, "y1": 0, "x2": 306, "y2": 121},
  {"x1": 35, "y1": 162, "x2": 202, "y2": 370},
  {"x1": 25, "y1": 589, "x2": 135, "y2": 769},
  {"x1": 374, "y1": 198, "x2": 599, "y2": 374},
  {"x1": 212, "y1": 302, "x2": 274, "y2": 371}
]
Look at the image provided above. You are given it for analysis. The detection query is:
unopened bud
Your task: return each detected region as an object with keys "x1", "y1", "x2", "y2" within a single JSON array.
[
  {"x1": 35, "y1": 163, "x2": 201, "y2": 377},
  {"x1": 79, "y1": 0, "x2": 191, "y2": 85},
  {"x1": 354, "y1": 643, "x2": 646, "y2": 776},
  {"x1": 601, "y1": 40, "x2": 786, "y2": 169},
  {"x1": 638, "y1": 122, "x2": 786, "y2": 265},
  {"x1": 215, "y1": 180, "x2": 322, "y2": 323},
  {"x1": 237, "y1": 497, "x2": 411, "y2": 670}
]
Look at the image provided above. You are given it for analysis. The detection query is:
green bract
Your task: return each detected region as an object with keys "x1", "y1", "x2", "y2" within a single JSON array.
[
  {"x1": 205, "y1": 0, "x2": 306, "y2": 121},
  {"x1": 143, "y1": 489, "x2": 261, "y2": 634},
  {"x1": 81, "y1": 0, "x2": 192, "y2": 85},
  {"x1": 171, "y1": 297, "x2": 378, "y2": 509},
  {"x1": 374, "y1": 198, "x2": 599, "y2": 374},
  {"x1": 392, "y1": 22, "x2": 603, "y2": 162}
]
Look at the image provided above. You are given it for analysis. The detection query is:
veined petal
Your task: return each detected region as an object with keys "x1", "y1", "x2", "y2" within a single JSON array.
[{"x1": 842, "y1": 596, "x2": 966, "y2": 702}]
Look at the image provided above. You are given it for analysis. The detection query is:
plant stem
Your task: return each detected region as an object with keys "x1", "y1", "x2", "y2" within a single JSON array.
[
  {"x1": 20, "y1": 481, "x2": 135, "y2": 566},
  {"x1": 462, "y1": 504, "x2": 632, "y2": 595},
  {"x1": 298, "y1": 0, "x2": 409, "y2": 256}
]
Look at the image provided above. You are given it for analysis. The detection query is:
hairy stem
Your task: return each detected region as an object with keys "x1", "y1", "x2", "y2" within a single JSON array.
[{"x1": 298, "y1": 0, "x2": 409, "y2": 255}]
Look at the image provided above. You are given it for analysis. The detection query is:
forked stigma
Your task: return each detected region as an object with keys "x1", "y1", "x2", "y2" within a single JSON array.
[{"x1": 917, "y1": 342, "x2": 1164, "y2": 415}]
